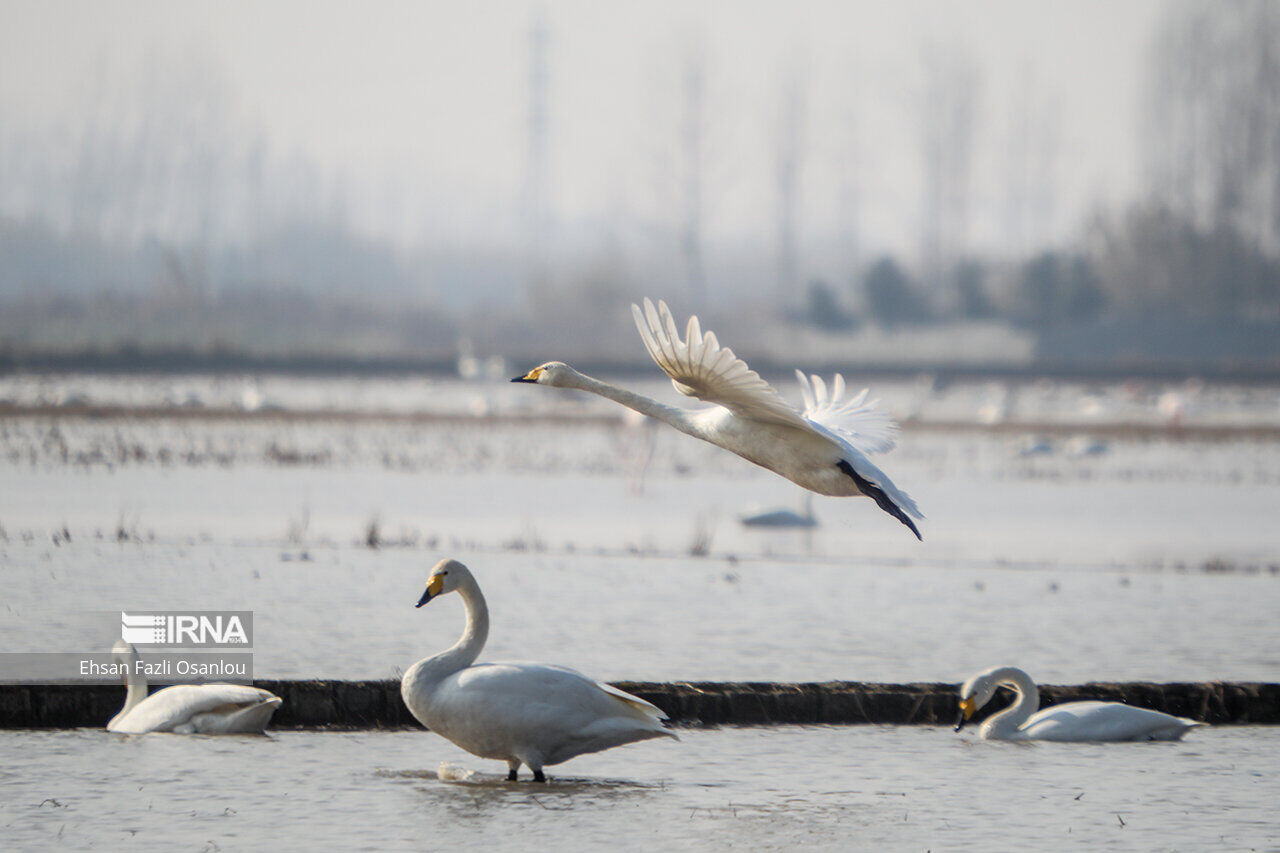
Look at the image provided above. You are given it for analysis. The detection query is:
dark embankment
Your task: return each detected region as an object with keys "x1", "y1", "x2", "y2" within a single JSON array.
[{"x1": 2, "y1": 680, "x2": 1278, "y2": 729}]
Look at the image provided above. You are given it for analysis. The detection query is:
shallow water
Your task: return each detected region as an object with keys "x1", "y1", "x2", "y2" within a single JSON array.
[
  {"x1": 1, "y1": 725, "x2": 1277, "y2": 850},
  {"x1": 2, "y1": 375, "x2": 1279, "y2": 848},
  {"x1": 3, "y1": 542, "x2": 1279, "y2": 684},
  {"x1": 2, "y1": 406, "x2": 1278, "y2": 683},
  {"x1": 4, "y1": 371, "x2": 1280, "y2": 428}
]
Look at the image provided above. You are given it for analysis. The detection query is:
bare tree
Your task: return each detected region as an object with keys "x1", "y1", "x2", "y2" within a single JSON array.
[
  {"x1": 774, "y1": 54, "x2": 805, "y2": 312},
  {"x1": 918, "y1": 44, "x2": 982, "y2": 297},
  {"x1": 1144, "y1": 0, "x2": 1280, "y2": 254},
  {"x1": 1003, "y1": 64, "x2": 1061, "y2": 258},
  {"x1": 837, "y1": 63, "x2": 863, "y2": 282},
  {"x1": 525, "y1": 7, "x2": 552, "y2": 292},
  {"x1": 679, "y1": 33, "x2": 708, "y2": 311}
]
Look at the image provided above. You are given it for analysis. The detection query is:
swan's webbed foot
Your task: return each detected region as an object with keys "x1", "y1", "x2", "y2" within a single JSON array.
[{"x1": 531, "y1": 769, "x2": 546, "y2": 783}]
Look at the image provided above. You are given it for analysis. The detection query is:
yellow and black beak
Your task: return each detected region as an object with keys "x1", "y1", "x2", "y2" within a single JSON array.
[
  {"x1": 415, "y1": 575, "x2": 445, "y2": 608},
  {"x1": 954, "y1": 696, "x2": 977, "y2": 732},
  {"x1": 511, "y1": 368, "x2": 541, "y2": 383}
]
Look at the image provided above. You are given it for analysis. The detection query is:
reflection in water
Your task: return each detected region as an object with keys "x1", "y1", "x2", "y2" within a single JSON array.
[{"x1": 378, "y1": 765, "x2": 667, "y2": 819}]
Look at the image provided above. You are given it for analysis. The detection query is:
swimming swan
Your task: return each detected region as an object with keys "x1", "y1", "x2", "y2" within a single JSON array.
[
  {"x1": 955, "y1": 665, "x2": 1204, "y2": 742},
  {"x1": 106, "y1": 640, "x2": 282, "y2": 734},
  {"x1": 400, "y1": 559, "x2": 677, "y2": 782},
  {"x1": 513, "y1": 298, "x2": 923, "y2": 538}
]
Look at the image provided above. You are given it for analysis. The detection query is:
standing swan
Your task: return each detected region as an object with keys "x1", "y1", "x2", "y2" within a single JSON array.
[
  {"x1": 401, "y1": 559, "x2": 677, "y2": 782},
  {"x1": 955, "y1": 665, "x2": 1204, "y2": 742},
  {"x1": 513, "y1": 298, "x2": 923, "y2": 538},
  {"x1": 107, "y1": 640, "x2": 282, "y2": 734}
]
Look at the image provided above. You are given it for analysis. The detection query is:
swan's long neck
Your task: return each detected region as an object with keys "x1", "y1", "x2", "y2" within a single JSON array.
[
  {"x1": 124, "y1": 668, "x2": 147, "y2": 711},
  {"x1": 981, "y1": 667, "x2": 1040, "y2": 739},
  {"x1": 110, "y1": 649, "x2": 147, "y2": 727},
  {"x1": 568, "y1": 372, "x2": 700, "y2": 438},
  {"x1": 406, "y1": 580, "x2": 490, "y2": 693}
]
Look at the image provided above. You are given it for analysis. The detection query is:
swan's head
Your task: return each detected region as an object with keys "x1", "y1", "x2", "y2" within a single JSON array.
[
  {"x1": 416, "y1": 558, "x2": 473, "y2": 607},
  {"x1": 511, "y1": 361, "x2": 577, "y2": 387},
  {"x1": 955, "y1": 670, "x2": 998, "y2": 732},
  {"x1": 112, "y1": 639, "x2": 139, "y2": 667}
]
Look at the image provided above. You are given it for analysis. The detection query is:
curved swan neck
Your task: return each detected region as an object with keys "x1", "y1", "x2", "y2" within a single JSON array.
[
  {"x1": 410, "y1": 578, "x2": 490, "y2": 689},
  {"x1": 566, "y1": 371, "x2": 699, "y2": 436},
  {"x1": 453, "y1": 581, "x2": 489, "y2": 667},
  {"x1": 982, "y1": 667, "x2": 1040, "y2": 738},
  {"x1": 123, "y1": 670, "x2": 147, "y2": 710},
  {"x1": 110, "y1": 649, "x2": 148, "y2": 726}
]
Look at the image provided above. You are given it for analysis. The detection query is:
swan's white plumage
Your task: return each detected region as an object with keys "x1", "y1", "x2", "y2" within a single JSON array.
[
  {"x1": 401, "y1": 559, "x2": 676, "y2": 780},
  {"x1": 795, "y1": 370, "x2": 898, "y2": 455},
  {"x1": 957, "y1": 665, "x2": 1203, "y2": 742},
  {"x1": 106, "y1": 641, "x2": 281, "y2": 734},
  {"x1": 516, "y1": 298, "x2": 923, "y2": 538},
  {"x1": 632, "y1": 299, "x2": 809, "y2": 429}
]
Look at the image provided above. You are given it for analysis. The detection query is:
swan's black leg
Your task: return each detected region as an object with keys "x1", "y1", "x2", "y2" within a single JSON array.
[
  {"x1": 531, "y1": 769, "x2": 546, "y2": 783},
  {"x1": 837, "y1": 460, "x2": 922, "y2": 540},
  {"x1": 507, "y1": 768, "x2": 519, "y2": 781}
]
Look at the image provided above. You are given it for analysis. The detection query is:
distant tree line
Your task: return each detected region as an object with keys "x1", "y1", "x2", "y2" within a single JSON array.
[
  {"x1": 797, "y1": 1, "x2": 1280, "y2": 337},
  {"x1": 2, "y1": 1, "x2": 1279, "y2": 366}
]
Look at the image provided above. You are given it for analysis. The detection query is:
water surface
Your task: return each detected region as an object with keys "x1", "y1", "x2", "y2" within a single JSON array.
[{"x1": 1, "y1": 725, "x2": 1275, "y2": 850}]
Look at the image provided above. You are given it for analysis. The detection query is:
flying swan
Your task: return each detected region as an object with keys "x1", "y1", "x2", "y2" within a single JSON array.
[
  {"x1": 955, "y1": 665, "x2": 1204, "y2": 742},
  {"x1": 513, "y1": 298, "x2": 923, "y2": 538},
  {"x1": 401, "y1": 559, "x2": 677, "y2": 782},
  {"x1": 106, "y1": 640, "x2": 282, "y2": 734}
]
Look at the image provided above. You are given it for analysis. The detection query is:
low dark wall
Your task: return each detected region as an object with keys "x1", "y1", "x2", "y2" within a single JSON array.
[{"x1": 3, "y1": 680, "x2": 1278, "y2": 730}]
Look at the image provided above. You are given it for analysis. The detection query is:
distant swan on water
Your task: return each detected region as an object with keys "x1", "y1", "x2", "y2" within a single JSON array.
[
  {"x1": 740, "y1": 492, "x2": 818, "y2": 528},
  {"x1": 401, "y1": 559, "x2": 677, "y2": 782},
  {"x1": 514, "y1": 298, "x2": 923, "y2": 538},
  {"x1": 106, "y1": 640, "x2": 282, "y2": 734},
  {"x1": 955, "y1": 665, "x2": 1204, "y2": 742}
]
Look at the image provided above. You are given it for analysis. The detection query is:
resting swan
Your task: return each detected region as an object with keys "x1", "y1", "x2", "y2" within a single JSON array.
[
  {"x1": 955, "y1": 665, "x2": 1204, "y2": 742},
  {"x1": 513, "y1": 298, "x2": 923, "y2": 539},
  {"x1": 401, "y1": 559, "x2": 677, "y2": 782},
  {"x1": 107, "y1": 640, "x2": 282, "y2": 734}
]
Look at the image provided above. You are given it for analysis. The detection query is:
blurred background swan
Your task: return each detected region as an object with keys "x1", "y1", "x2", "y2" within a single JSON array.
[
  {"x1": 739, "y1": 492, "x2": 818, "y2": 528},
  {"x1": 956, "y1": 665, "x2": 1204, "y2": 742},
  {"x1": 514, "y1": 298, "x2": 923, "y2": 539},
  {"x1": 106, "y1": 640, "x2": 282, "y2": 734},
  {"x1": 401, "y1": 559, "x2": 677, "y2": 782}
]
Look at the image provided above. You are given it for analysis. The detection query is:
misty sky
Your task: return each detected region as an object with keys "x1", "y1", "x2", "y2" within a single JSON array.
[{"x1": 1, "y1": 0, "x2": 1163, "y2": 263}]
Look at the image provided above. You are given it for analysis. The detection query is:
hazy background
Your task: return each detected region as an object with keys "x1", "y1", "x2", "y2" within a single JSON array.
[{"x1": 1, "y1": 0, "x2": 1277, "y2": 370}]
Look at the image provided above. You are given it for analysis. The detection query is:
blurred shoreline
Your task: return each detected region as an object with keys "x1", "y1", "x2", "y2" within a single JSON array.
[
  {"x1": 4, "y1": 349, "x2": 1280, "y2": 384},
  {"x1": 2, "y1": 402, "x2": 1276, "y2": 441}
]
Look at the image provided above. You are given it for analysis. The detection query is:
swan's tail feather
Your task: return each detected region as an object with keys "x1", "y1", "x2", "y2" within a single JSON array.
[
  {"x1": 218, "y1": 696, "x2": 283, "y2": 733},
  {"x1": 837, "y1": 460, "x2": 922, "y2": 540},
  {"x1": 599, "y1": 682, "x2": 664, "y2": 715},
  {"x1": 597, "y1": 681, "x2": 678, "y2": 735}
]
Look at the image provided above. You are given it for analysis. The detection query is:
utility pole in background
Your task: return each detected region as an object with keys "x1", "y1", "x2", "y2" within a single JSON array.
[
  {"x1": 525, "y1": 9, "x2": 551, "y2": 292},
  {"x1": 775, "y1": 57, "x2": 804, "y2": 315},
  {"x1": 680, "y1": 36, "x2": 707, "y2": 312},
  {"x1": 919, "y1": 45, "x2": 979, "y2": 301}
]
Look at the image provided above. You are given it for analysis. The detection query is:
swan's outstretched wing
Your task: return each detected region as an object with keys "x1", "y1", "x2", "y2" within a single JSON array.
[
  {"x1": 108, "y1": 684, "x2": 280, "y2": 734},
  {"x1": 796, "y1": 370, "x2": 898, "y2": 455},
  {"x1": 631, "y1": 298, "x2": 809, "y2": 429}
]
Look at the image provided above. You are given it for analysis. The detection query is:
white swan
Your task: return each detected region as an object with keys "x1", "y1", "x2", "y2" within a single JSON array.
[
  {"x1": 513, "y1": 298, "x2": 923, "y2": 538},
  {"x1": 106, "y1": 640, "x2": 282, "y2": 734},
  {"x1": 955, "y1": 665, "x2": 1204, "y2": 742},
  {"x1": 401, "y1": 559, "x2": 677, "y2": 782}
]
